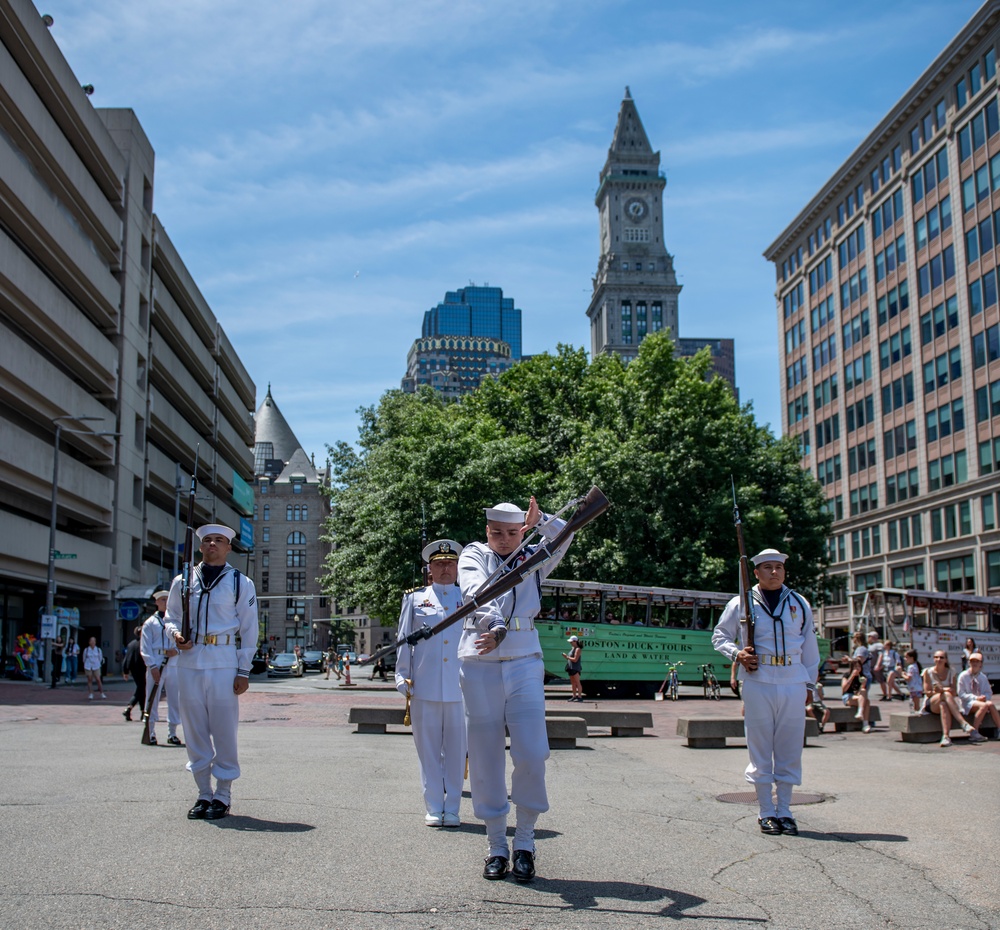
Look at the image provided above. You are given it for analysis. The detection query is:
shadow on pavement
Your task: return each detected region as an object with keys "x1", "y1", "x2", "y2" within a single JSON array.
[
  {"x1": 493, "y1": 879, "x2": 767, "y2": 922},
  {"x1": 211, "y1": 816, "x2": 315, "y2": 833},
  {"x1": 795, "y1": 831, "x2": 908, "y2": 843}
]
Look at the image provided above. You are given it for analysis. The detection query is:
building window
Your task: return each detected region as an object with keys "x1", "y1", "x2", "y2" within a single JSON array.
[
  {"x1": 621, "y1": 302, "x2": 632, "y2": 345},
  {"x1": 287, "y1": 572, "x2": 306, "y2": 593},
  {"x1": 287, "y1": 549, "x2": 306, "y2": 568},
  {"x1": 891, "y1": 563, "x2": 926, "y2": 588},
  {"x1": 261, "y1": 551, "x2": 269, "y2": 568},
  {"x1": 262, "y1": 527, "x2": 270, "y2": 543},
  {"x1": 935, "y1": 555, "x2": 974, "y2": 592},
  {"x1": 988, "y1": 550, "x2": 1000, "y2": 588},
  {"x1": 263, "y1": 504, "x2": 270, "y2": 521}
]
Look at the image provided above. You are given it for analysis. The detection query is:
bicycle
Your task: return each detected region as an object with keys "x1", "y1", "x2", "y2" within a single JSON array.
[
  {"x1": 662, "y1": 661, "x2": 684, "y2": 701},
  {"x1": 699, "y1": 663, "x2": 722, "y2": 701}
]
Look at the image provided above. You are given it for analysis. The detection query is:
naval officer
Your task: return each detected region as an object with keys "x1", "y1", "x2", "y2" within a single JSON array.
[
  {"x1": 395, "y1": 538, "x2": 467, "y2": 828},
  {"x1": 140, "y1": 590, "x2": 182, "y2": 746},
  {"x1": 458, "y1": 496, "x2": 575, "y2": 883},
  {"x1": 712, "y1": 548, "x2": 819, "y2": 836},
  {"x1": 166, "y1": 524, "x2": 258, "y2": 820}
]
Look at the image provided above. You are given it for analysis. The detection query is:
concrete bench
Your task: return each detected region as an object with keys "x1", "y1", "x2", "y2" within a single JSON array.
[
  {"x1": 890, "y1": 711, "x2": 1000, "y2": 743},
  {"x1": 349, "y1": 706, "x2": 407, "y2": 733},
  {"x1": 545, "y1": 716, "x2": 588, "y2": 749},
  {"x1": 544, "y1": 708, "x2": 654, "y2": 737},
  {"x1": 676, "y1": 717, "x2": 819, "y2": 749},
  {"x1": 825, "y1": 705, "x2": 882, "y2": 732},
  {"x1": 348, "y1": 706, "x2": 588, "y2": 749}
]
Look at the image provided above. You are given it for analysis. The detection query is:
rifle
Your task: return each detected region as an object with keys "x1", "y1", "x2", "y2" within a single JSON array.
[
  {"x1": 731, "y1": 476, "x2": 756, "y2": 674},
  {"x1": 361, "y1": 486, "x2": 610, "y2": 666},
  {"x1": 179, "y1": 447, "x2": 200, "y2": 644},
  {"x1": 140, "y1": 658, "x2": 163, "y2": 745}
]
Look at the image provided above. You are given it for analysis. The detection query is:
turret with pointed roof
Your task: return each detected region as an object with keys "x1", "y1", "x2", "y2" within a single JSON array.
[{"x1": 253, "y1": 385, "x2": 320, "y2": 482}]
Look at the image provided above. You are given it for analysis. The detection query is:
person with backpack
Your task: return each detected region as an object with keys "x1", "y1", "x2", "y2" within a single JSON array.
[
  {"x1": 122, "y1": 625, "x2": 146, "y2": 721},
  {"x1": 167, "y1": 524, "x2": 258, "y2": 821}
]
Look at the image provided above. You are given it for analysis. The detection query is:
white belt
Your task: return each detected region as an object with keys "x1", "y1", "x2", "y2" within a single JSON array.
[
  {"x1": 194, "y1": 634, "x2": 234, "y2": 646},
  {"x1": 463, "y1": 618, "x2": 535, "y2": 632},
  {"x1": 759, "y1": 655, "x2": 797, "y2": 666}
]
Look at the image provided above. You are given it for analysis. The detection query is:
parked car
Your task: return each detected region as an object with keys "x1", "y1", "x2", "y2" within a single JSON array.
[
  {"x1": 301, "y1": 650, "x2": 325, "y2": 673},
  {"x1": 267, "y1": 653, "x2": 303, "y2": 678}
]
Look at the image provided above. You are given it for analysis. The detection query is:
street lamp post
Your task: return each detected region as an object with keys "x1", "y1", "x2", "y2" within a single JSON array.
[{"x1": 45, "y1": 416, "x2": 116, "y2": 672}]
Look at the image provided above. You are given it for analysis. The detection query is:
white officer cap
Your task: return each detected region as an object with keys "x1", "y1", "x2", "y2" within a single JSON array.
[
  {"x1": 422, "y1": 539, "x2": 463, "y2": 563},
  {"x1": 751, "y1": 548, "x2": 788, "y2": 566},
  {"x1": 152, "y1": 590, "x2": 170, "y2": 600},
  {"x1": 196, "y1": 524, "x2": 236, "y2": 542},
  {"x1": 485, "y1": 502, "x2": 526, "y2": 524}
]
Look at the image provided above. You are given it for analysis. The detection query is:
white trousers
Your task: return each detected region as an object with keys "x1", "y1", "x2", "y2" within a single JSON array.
[
  {"x1": 460, "y1": 656, "x2": 549, "y2": 833},
  {"x1": 409, "y1": 698, "x2": 467, "y2": 816},
  {"x1": 145, "y1": 663, "x2": 180, "y2": 740},
  {"x1": 742, "y1": 677, "x2": 807, "y2": 786},
  {"x1": 176, "y1": 666, "x2": 241, "y2": 784}
]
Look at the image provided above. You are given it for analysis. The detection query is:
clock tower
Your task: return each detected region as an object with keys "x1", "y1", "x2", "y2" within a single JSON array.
[{"x1": 586, "y1": 88, "x2": 681, "y2": 361}]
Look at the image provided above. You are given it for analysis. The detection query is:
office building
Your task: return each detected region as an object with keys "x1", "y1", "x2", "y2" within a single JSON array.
[
  {"x1": 0, "y1": 0, "x2": 255, "y2": 664},
  {"x1": 765, "y1": 1, "x2": 1000, "y2": 637},
  {"x1": 401, "y1": 285, "x2": 520, "y2": 397},
  {"x1": 586, "y1": 88, "x2": 737, "y2": 392}
]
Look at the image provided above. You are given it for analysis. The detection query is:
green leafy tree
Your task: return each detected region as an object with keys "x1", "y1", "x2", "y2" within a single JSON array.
[{"x1": 321, "y1": 331, "x2": 832, "y2": 623}]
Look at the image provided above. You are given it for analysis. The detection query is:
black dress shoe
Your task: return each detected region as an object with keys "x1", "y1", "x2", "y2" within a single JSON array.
[
  {"x1": 511, "y1": 849, "x2": 535, "y2": 883},
  {"x1": 758, "y1": 816, "x2": 783, "y2": 835},
  {"x1": 122, "y1": 708, "x2": 132, "y2": 722},
  {"x1": 147, "y1": 736, "x2": 157, "y2": 746},
  {"x1": 482, "y1": 855, "x2": 509, "y2": 880},
  {"x1": 777, "y1": 817, "x2": 798, "y2": 836},
  {"x1": 204, "y1": 800, "x2": 230, "y2": 820},
  {"x1": 187, "y1": 799, "x2": 211, "y2": 820},
  {"x1": 166, "y1": 735, "x2": 183, "y2": 746}
]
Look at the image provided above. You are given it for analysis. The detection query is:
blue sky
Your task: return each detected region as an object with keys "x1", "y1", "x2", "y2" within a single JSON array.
[{"x1": 44, "y1": 0, "x2": 984, "y2": 461}]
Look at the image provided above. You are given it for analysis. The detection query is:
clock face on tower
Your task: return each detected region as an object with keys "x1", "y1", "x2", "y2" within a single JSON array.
[{"x1": 624, "y1": 197, "x2": 648, "y2": 223}]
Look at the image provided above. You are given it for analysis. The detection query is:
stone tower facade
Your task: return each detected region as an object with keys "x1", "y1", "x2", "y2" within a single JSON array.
[{"x1": 586, "y1": 88, "x2": 682, "y2": 362}]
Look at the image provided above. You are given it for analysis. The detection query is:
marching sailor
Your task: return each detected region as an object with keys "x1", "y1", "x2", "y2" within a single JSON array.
[
  {"x1": 712, "y1": 548, "x2": 820, "y2": 836},
  {"x1": 140, "y1": 590, "x2": 181, "y2": 746},
  {"x1": 458, "y1": 496, "x2": 574, "y2": 883},
  {"x1": 166, "y1": 524, "x2": 258, "y2": 821},
  {"x1": 395, "y1": 539, "x2": 467, "y2": 828}
]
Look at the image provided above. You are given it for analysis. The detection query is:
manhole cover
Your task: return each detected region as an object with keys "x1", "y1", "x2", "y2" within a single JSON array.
[{"x1": 716, "y1": 791, "x2": 827, "y2": 805}]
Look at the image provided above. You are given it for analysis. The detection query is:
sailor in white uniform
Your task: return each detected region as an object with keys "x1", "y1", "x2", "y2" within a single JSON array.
[
  {"x1": 165, "y1": 524, "x2": 258, "y2": 821},
  {"x1": 458, "y1": 496, "x2": 574, "y2": 883},
  {"x1": 140, "y1": 590, "x2": 181, "y2": 746},
  {"x1": 395, "y1": 538, "x2": 467, "y2": 828},
  {"x1": 712, "y1": 548, "x2": 819, "y2": 836}
]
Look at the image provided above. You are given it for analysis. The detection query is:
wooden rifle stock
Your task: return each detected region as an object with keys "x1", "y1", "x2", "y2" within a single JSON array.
[
  {"x1": 361, "y1": 486, "x2": 610, "y2": 666},
  {"x1": 731, "y1": 477, "x2": 756, "y2": 668},
  {"x1": 179, "y1": 448, "x2": 199, "y2": 644},
  {"x1": 140, "y1": 661, "x2": 165, "y2": 745}
]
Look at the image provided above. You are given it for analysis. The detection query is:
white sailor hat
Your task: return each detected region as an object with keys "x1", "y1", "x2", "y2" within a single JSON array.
[
  {"x1": 751, "y1": 548, "x2": 788, "y2": 566},
  {"x1": 485, "y1": 502, "x2": 526, "y2": 524},
  {"x1": 152, "y1": 590, "x2": 170, "y2": 600},
  {"x1": 567, "y1": 635, "x2": 579, "y2": 642},
  {"x1": 196, "y1": 524, "x2": 236, "y2": 542},
  {"x1": 422, "y1": 539, "x2": 463, "y2": 563}
]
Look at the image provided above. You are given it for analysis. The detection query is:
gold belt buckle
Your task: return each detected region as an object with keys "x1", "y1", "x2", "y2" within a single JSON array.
[{"x1": 203, "y1": 634, "x2": 217, "y2": 645}]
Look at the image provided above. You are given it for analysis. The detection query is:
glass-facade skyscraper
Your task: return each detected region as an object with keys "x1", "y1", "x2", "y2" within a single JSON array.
[{"x1": 422, "y1": 286, "x2": 522, "y2": 361}]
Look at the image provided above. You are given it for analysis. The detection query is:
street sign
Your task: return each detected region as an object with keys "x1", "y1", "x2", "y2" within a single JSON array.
[
  {"x1": 40, "y1": 614, "x2": 57, "y2": 638},
  {"x1": 53, "y1": 551, "x2": 77, "y2": 559},
  {"x1": 118, "y1": 600, "x2": 141, "y2": 622}
]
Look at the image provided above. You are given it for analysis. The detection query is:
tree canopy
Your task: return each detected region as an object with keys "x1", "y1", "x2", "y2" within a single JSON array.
[{"x1": 321, "y1": 332, "x2": 831, "y2": 623}]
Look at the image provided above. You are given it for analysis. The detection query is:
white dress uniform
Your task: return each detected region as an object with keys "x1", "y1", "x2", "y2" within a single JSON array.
[
  {"x1": 395, "y1": 581, "x2": 467, "y2": 821},
  {"x1": 712, "y1": 580, "x2": 819, "y2": 820},
  {"x1": 457, "y1": 510, "x2": 572, "y2": 859},
  {"x1": 164, "y1": 561, "x2": 258, "y2": 805},
  {"x1": 140, "y1": 610, "x2": 180, "y2": 742}
]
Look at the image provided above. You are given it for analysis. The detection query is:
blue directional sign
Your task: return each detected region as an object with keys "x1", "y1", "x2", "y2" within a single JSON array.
[{"x1": 118, "y1": 600, "x2": 141, "y2": 622}]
